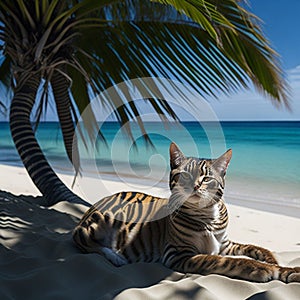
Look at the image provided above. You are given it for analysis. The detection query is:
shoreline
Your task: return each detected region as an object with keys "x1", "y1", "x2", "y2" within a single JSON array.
[
  {"x1": 2, "y1": 160, "x2": 299, "y2": 218},
  {"x1": 1, "y1": 163, "x2": 299, "y2": 252}
]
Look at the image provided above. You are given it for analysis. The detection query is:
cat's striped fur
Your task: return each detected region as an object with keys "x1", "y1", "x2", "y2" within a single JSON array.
[{"x1": 73, "y1": 143, "x2": 300, "y2": 283}]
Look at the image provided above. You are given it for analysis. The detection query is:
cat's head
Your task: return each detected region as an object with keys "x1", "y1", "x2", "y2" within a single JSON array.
[{"x1": 169, "y1": 143, "x2": 232, "y2": 209}]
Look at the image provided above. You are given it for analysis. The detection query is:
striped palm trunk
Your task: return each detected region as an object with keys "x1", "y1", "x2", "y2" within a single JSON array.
[
  {"x1": 51, "y1": 71, "x2": 80, "y2": 177},
  {"x1": 9, "y1": 73, "x2": 89, "y2": 207}
]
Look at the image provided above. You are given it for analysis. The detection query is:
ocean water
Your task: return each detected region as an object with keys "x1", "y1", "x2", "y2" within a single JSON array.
[{"x1": 0, "y1": 121, "x2": 299, "y2": 215}]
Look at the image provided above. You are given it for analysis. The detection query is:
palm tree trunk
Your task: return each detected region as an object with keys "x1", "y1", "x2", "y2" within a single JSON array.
[
  {"x1": 51, "y1": 71, "x2": 80, "y2": 177},
  {"x1": 9, "y1": 73, "x2": 89, "y2": 207}
]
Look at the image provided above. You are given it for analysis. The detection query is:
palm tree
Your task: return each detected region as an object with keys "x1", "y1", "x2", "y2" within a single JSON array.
[{"x1": 0, "y1": 0, "x2": 288, "y2": 206}]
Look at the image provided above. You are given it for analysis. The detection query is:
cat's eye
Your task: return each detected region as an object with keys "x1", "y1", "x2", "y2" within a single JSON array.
[
  {"x1": 202, "y1": 176, "x2": 220, "y2": 188},
  {"x1": 171, "y1": 170, "x2": 182, "y2": 182},
  {"x1": 202, "y1": 176, "x2": 212, "y2": 183},
  {"x1": 180, "y1": 172, "x2": 192, "y2": 181}
]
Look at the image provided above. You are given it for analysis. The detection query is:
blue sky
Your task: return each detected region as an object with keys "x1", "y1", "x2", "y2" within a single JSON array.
[
  {"x1": 209, "y1": 0, "x2": 300, "y2": 121},
  {"x1": 0, "y1": 0, "x2": 299, "y2": 121},
  {"x1": 250, "y1": 0, "x2": 300, "y2": 70}
]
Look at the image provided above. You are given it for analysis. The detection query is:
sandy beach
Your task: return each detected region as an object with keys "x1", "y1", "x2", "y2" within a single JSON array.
[{"x1": 0, "y1": 163, "x2": 299, "y2": 299}]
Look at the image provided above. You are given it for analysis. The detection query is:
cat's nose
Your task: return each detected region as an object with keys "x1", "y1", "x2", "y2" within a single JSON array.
[{"x1": 194, "y1": 184, "x2": 200, "y2": 191}]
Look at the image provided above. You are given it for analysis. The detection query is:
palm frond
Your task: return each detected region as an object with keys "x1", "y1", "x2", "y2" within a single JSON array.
[
  {"x1": 72, "y1": 0, "x2": 287, "y2": 107},
  {"x1": 67, "y1": 64, "x2": 104, "y2": 145},
  {"x1": 77, "y1": 22, "x2": 245, "y2": 99},
  {"x1": 33, "y1": 79, "x2": 50, "y2": 130}
]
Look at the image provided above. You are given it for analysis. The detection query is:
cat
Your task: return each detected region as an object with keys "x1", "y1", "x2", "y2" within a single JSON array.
[{"x1": 73, "y1": 142, "x2": 300, "y2": 283}]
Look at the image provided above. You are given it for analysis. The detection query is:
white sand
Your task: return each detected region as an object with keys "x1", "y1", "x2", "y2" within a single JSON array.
[{"x1": 0, "y1": 164, "x2": 299, "y2": 299}]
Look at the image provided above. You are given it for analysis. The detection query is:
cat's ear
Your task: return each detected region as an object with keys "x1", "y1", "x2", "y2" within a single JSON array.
[
  {"x1": 213, "y1": 149, "x2": 232, "y2": 176},
  {"x1": 170, "y1": 142, "x2": 185, "y2": 169}
]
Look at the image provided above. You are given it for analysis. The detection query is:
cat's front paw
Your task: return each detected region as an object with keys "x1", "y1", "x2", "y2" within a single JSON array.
[
  {"x1": 279, "y1": 267, "x2": 300, "y2": 283},
  {"x1": 249, "y1": 268, "x2": 274, "y2": 282},
  {"x1": 287, "y1": 272, "x2": 300, "y2": 283}
]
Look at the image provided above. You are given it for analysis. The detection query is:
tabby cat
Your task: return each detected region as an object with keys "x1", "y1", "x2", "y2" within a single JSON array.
[{"x1": 73, "y1": 143, "x2": 300, "y2": 283}]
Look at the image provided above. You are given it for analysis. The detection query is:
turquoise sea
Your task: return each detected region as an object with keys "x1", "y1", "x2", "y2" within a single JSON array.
[{"x1": 0, "y1": 121, "x2": 299, "y2": 216}]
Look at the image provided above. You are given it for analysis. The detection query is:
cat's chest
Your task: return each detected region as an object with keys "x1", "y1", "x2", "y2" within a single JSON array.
[{"x1": 189, "y1": 230, "x2": 224, "y2": 255}]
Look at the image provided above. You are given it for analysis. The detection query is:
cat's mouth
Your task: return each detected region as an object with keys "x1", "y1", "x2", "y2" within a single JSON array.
[
  {"x1": 191, "y1": 186, "x2": 219, "y2": 204},
  {"x1": 191, "y1": 186, "x2": 206, "y2": 198}
]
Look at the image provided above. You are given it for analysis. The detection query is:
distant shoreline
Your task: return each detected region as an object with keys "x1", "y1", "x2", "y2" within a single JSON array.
[
  {"x1": 1, "y1": 120, "x2": 300, "y2": 124},
  {"x1": 1, "y1": 161, "x2": 299, "y2": 219}
]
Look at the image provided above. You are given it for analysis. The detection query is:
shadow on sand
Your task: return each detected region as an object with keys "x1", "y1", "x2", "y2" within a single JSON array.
[{"x1": 0, "y1": 190, "x2": 177, "y2": 299}]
